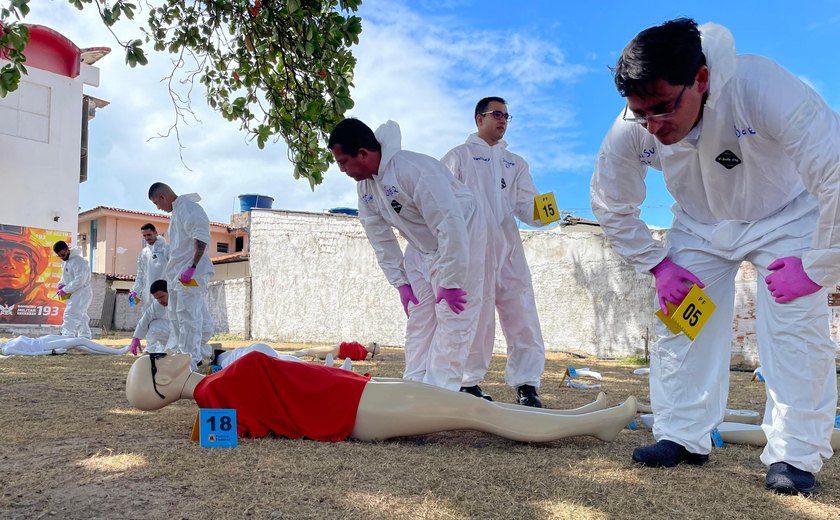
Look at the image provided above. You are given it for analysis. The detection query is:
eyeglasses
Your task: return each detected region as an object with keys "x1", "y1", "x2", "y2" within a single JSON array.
[
  {"x1": 622, "y1": 85, "x2": 687, "y2": 125},
  {"x1": 480, "y1": 110, "x2": 512, "y2": 122},
  {"x1": 149, "y1": 353, "x2": 168, "y2": 400}
]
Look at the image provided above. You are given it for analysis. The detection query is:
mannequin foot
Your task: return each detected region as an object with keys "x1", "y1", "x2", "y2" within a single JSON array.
[
  {"x1": 460, "y1": 385, "x2": 493, "y2": 401},
  {"x1": 632, "y1": 440, "x2": 709, "y2": 468},
  {"x1": 366, "y1": 341, "x2": 379, "y2": 358},
  {"x1": 594, "y1": 396, "x2": 636, "y2": 441},
  {"x1": 516, "y1": 384, "x2": 542, "y2": 408},
  {"x1": 765, "y1": 462, "x2": 816, "y2": 496}
]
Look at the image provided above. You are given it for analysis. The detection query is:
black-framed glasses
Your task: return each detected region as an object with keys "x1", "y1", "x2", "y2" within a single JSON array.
[
  {"x1": 149, "y1": 353, "x2": 168, "y2": 400},
  {"x1": 622, "y1": 85, "x2": 687, "y2": 125},
  {"x1": 480, "y1": 110, "x2": 513, "y2": 122}
]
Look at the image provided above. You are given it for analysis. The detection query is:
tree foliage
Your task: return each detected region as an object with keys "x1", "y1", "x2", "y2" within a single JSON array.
[{"x1": 0, "y1": 0, "x2": 363, "y2": 187}]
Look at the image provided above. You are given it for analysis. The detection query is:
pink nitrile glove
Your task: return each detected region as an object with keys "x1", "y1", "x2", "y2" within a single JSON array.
[
  {"x1": 397, "y1": 283, "x2": 419, "y2": 317},
  {"x1": 765, "y1": 256, "x2": 821, "y2": 303},
  {"x1": 650, "y1": 258, "x2": 704, "y2": 315},
  {"x1": 435, "y1": 287, "x2": 467, "y2": 314},
  {"x1": 130, "y1": 337, "x2": 142, "y2": 356},
  {"x1": 56, "y1": 289, "x2": 68, "y2": 298},
  {"x1": 179, "y1": 265, "x2": 196, "y2": 284}
]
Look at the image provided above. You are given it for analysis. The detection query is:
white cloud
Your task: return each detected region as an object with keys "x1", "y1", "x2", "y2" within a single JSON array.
[{"x1": 22, "y1": 0, "x2": 590, "y2": 223}]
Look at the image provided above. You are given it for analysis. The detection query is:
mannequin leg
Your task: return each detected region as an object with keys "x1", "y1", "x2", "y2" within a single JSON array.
[
  {"x1": 351, "y1": 381, "x2": 635, "y2": 442},
  {"x1": 289, "y1": 345, "x2": 340, "y2": 360},
  {"x1": 370, "y1": 380, "x2": 607, "y2": 415}
]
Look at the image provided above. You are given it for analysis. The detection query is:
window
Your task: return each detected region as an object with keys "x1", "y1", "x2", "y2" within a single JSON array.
[
  {"x1": 235, "y1": 236, "x2": 244, "y2": 252},
  {"x1": 216, "y1": 242, "x2": 229, "y2": 253}
]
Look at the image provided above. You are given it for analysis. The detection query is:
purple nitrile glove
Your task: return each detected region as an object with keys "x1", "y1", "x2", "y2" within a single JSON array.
[
  {"x1": 130, "y1": 337, "x2": 142, "y2": 356},
  {"x1": 435, "y1": 287, "x2": 467, "y2": 314},
  {"x1": 397, "y1": 283, "x2": 419, "y2": 317},
  {"x1": 179, "y1": 265, "x2": 196, "y2": 284},
  {"x1": 58, "y1": 283, "x2": 65, "y2": 290},
  {"x1": 128, "y1": 291, "x2": 137, "y2": 300},
  {"x1": 765, "y1": 256, "x2": 821, "y2": 303},
  {"x1": 56, "y1": 289, "x2": 68, "y2": 298},
  {"x1": 650, "y1": 258, "x2": 704, "y2": 315}
]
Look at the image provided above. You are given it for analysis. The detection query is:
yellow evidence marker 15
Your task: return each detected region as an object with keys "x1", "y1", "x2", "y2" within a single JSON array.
[
  {"x1": 533, "y1": 192, "x2": 560, "y2": 224},
  {"x1": 655, "y1": 284, "x2": 716, "y2": 341}
]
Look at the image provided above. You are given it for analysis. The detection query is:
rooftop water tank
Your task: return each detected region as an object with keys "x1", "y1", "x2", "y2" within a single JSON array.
[
  {"x1": 328, "y1": 207, "x2": 358, "y2": 216},
  {"x1": 238, "y1": 194, "x2": 274, "y2": 212}
]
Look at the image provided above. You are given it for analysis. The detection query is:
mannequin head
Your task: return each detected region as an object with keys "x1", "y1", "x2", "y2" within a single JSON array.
[{"x1": 125, "y1": 352, "x2": 197, "y2": 410}]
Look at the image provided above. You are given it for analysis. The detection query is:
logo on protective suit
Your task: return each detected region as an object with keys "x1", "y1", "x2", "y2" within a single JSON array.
[
  {"x1": 500, "y1": 178, "x2": 507, "y2": 189},
  {"x1": 715, "y1": 150, "x2": 741, "y2": 170},
  {"x1": 0, "y1": 304, "x2": 12, "y2": 316},
  {"x1": 362, "y1": 193, "x2": 374, "y2": 206},
  {"x1": 390, "y1": 200, "x2": 403, "y2": 214},
  {"x1": 384, "y1": 185, "x2": 399, "y2": 197}
]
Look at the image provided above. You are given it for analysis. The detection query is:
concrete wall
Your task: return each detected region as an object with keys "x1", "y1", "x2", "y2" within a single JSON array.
[
  {"x1": 208, "y1": 278, "x2": 251, "y2": 338},
  {"x1": 248, "y1": 210, "x2": 840, "y2": 365},
  {"x1": 247, "y1": 210, "x2": 658, "y2": 356},
  {"x1": 249, "y1": 210, "x2": 406, "y2": 345}
]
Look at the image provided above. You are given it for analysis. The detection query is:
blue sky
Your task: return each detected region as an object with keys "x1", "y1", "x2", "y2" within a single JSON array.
[{"x1": 19, "y1": 0, "x2": 840, "y2": 227}]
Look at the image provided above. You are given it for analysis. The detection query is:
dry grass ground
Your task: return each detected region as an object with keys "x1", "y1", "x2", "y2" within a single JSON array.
[{"x1": 0, "y1": 335, "x2": 838, "y2": 519}]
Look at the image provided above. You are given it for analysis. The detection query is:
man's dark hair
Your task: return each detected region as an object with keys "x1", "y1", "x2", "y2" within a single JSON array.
[
  {"x1": 613, "y1": 18, "x2": 706, "y2": 98},
  {"x1": 52, "y1": 240, "x2": 68, "y2": 254},
  {"x1": 149, "y1": 279, "x2": 167, "y2": 294},
  {"x1": 140, "y1": 223, "x2": 157, "y2": 232},
  {"x1": 328, "y1": 118, "x2": 381, "y2": 157},
  {"x1": 148, "y1": 182, "x2": 168, "y2": 199},
  {"x1": 475, "y1": 96, "x2": 507, "y2": 117}
]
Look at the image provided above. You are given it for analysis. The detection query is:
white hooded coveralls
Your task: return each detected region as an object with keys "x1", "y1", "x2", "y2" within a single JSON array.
[
  {"x1": 357, "y1": 121, "x2": 490, "y2": 391},
  {"x1": 133, "y1": 299, "x2": 172, "y2": 353},
  {"x1": 443, "y1": 134, "x2": 546, "y2": 388},
  {"x1": 59, "y1": 247, "x2": 92, "y2": 338},
  {"x1": 591, "y1": 23, "x2": 839, "y2": 473},
  {"x1": 165, "y1": 193, "x2": 215, "y2": 368},
  {"x1": 131, "y1": 236, "x2": 169, "y2": 310}
]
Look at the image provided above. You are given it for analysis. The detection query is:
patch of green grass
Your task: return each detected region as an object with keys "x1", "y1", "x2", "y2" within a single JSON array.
[{"x1": 619, "y1": 355, "x2": 649, "y2": 366}]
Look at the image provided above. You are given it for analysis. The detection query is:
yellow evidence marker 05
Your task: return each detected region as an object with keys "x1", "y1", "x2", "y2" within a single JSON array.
[
  {"x1": 655, "y1": 284, "x2": 716, "y2": 341},
  {"x1": 533, "y1": 192, "x2": 560, "y2": 224}
]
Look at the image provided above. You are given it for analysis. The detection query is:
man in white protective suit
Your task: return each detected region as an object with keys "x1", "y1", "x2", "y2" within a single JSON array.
[
  {"x1": 53, "y1": 241, "x2": 92, "y2": 338},
  {"x1": 130, "y1": 279, "x2": 176, "y2": 356},
  {"x1": 129, "y1": 223, "x2": 169, "y2": 310},
  {"x1": 328, "y1": 118, "x2": 491, "y2": 392},
  {"x1": 442, "y1": 96, "x2": 547, "y2": 407},
  {"x1": 590, "y1": 18, "x2": 840, "y2": 495},
  {"x1": 148, "y1": 182, "x2": 215, "y2": 371}
]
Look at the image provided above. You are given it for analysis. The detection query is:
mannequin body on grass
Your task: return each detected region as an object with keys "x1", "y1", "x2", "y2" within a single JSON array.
[{"x1": 126, "y1": 351, "x2": 636, "y2": 443}]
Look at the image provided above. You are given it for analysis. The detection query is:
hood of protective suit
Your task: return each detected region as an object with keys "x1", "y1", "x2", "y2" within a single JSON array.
[
  {"x1": 465, "y1": 133, "x2": 508, "y2": 150},
  {"x1": 68, "y1": 246, "x2": 83, "y2": 259},
  {"x1": 699, "y1": 23, "x2": 736, "y2": 108},
  {"x1": 176, "y1": 193, "x2": 203, "y2": 204},
  {"x1": 375, "y1": 121, "x2": 402, "y2": 175}
]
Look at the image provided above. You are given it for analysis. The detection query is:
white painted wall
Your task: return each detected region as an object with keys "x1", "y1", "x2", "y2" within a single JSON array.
[
  {"x1": 248, "y1": 210, "x2": 840, "y2": 365},
  {"x1": 0, "y1": 64, "x2": 86, "y2": 236}
]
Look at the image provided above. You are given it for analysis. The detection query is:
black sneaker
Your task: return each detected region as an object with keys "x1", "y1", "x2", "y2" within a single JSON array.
[
  {"x1": 765, "y1": 462, "x2": 817, "y2": 496},
  {"x1": 460, "y1": 385, "x2": 493, "y2": 401},
  {"x1": 516, "y1": 384, "x2": 543, "y2": 408},
  {"x1": 632, "y1": 440, "x2": 709, "y2": 468}
]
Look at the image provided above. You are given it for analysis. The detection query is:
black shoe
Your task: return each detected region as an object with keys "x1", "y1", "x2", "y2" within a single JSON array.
[
  {"x1": 516, "y1": 384, "x2": 543, "y2": 408},
  {"x1": 632, "y1": 440, "x2": 709, "y2": 468},
  {"x1": 460, "y1": 385, "x2": 493, "y2": 401},
  {"x1": 765, "y1": 462, "x2": 817, "y2": 495}
]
